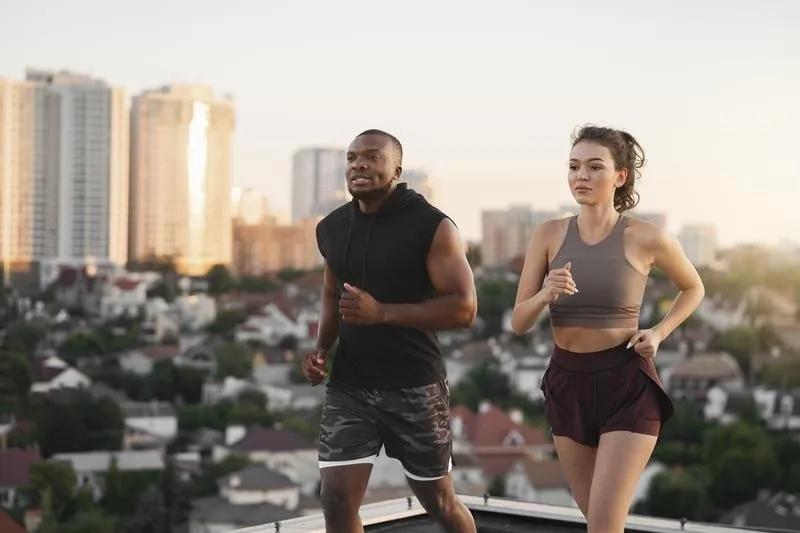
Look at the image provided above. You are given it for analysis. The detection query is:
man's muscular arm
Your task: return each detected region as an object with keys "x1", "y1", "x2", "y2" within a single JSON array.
[
  {"x1": 316, "y1": 263, "x2": 340, "y2": 352},
  {"x1": 381, "y1": 218, "x2": 477, "y2": 330}
]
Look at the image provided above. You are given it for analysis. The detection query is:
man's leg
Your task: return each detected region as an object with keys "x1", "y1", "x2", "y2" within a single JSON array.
[
  {"x1": 318, "y1": 386, "x2": 382, "y2": 533},
  {"x1": 407, "y1": 473, "x2": 476, "y2": 533},
  {"x1": 381, "y1": 379, "x2": 477, "y2": 533}
]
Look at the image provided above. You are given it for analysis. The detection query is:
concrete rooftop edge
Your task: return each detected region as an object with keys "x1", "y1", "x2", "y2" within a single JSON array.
[{"x1": 226, "y1": 495, "x2": 767, "y2": 533}]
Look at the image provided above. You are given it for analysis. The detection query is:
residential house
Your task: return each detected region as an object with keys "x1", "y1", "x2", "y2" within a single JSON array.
[
  {"x1": 189, "y1": 464, "x2": 319, "y2": 533},
  {"x1": 451, "y1": 403, "x2": 553, "y2": 459},
  {"x1": 251, "y1": 345, "x2": 296, "y2": 386},
  {"x1": 220, "y1": 426, "x2": 318, "y2": 491},
  {"x1": 664, "y1": 352, "x2": 744, "y2": 406},
  {"x1": 100, "y1": 277, "x2": 148, "y2": 319},
  {"x1": 445, "y1": 340, "x2": 496, "y2": 387},
  {"x1": 721, "y1": 492, "x2": 800, "y2": 531},
  {"x1": 260, "y1": 384, "x2": 326, "y2": 412},
  {"x1": 0, "y1": 449, "x2": 41, "y2": 508},
  {"x1": 0, "y1": 509, "x2": 26, "y2": 533},
  {"x1": 121, "y1": 401, "x2": 178, "y2": 450},
  {"x1": 29, "y1": 354, "x2": 91, "y2": 394},
  {"x1": 695, "y1": 294, "x2": 747, "y2": 332},
  {"x1": 502, "y1": 457, "x2": 573, "y2": 507},
  {"x1": 118, "y1": 344, "x2": 180, "y2": 375},
  {"x1": 53, "y1": 450, "x2": 164, "y2": 500}
]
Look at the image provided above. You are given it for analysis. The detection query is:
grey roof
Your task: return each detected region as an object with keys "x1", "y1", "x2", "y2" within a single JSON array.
[
  {"x1": 225, "y1": 495, "x2": 765, "y2": 533},
  {"x1": 53, "y1": 450, "x2": 164, "y2": 472},
  {"x1": 191, "y1": 495, "x2": 298, "y2": 528},
  {"x1": 218, "y1": 465, "x2": 296, "y2": 492},
  {"x1": 120, "y1": 400, "x2": 176, "y2": 418}
]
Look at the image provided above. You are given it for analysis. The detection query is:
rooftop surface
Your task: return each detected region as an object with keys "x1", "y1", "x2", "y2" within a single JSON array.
[{"x1": 228, "y1": 495, "x2": 773, "y2": 533}]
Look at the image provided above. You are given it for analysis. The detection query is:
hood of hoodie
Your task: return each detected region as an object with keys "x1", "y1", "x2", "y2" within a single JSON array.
[{"x1": 342, "y1": 183, "x2": 424, "y2": 292}]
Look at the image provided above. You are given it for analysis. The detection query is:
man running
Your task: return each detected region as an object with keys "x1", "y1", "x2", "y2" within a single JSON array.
[{"x1": 303, "y1": 129, "x2": 478, "y2": 533}]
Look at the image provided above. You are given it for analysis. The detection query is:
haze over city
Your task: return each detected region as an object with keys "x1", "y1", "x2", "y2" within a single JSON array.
[{"x1": 2, "y1": 0, "x2": 798, "y2": 246}]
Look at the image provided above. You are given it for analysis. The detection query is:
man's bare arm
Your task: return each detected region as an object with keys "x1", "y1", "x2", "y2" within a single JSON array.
[
  {"x1": 315, "y1": 263, "x2": 340, "y2": 352},
  {"x1": 380, "y1": 219, "x2": 477, "y2": 330}
]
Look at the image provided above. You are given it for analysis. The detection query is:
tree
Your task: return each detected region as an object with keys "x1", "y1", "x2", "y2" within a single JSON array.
[
  {"x1": 703, "y1": 421, "x2": 779, "y2": 509},
  {"x1": 215, "y1": 342, "x2": 253, "y2": 379},
  {"x1": 34, "y1": 393, "x2": 124, "y2": 457},
  {"x1": 125, "y1": 485, "x2": 170, "y2": 533},
  {"x1": 466, "y1": 242, "x2": 482, "y2": 268},
  {"x1": 475, "y1": 279, "x2": 517, "y2": 338},
  {"x1": 206, "y1": 264, "x2": 235, "y2": 295},
  {"x1": 708, "y1": 326, "x2": 760, "y2": 378},
  {"x1": 60, "y1": 509, "x2": 118, "y2": 533},
  {"x1": 29, "y1": 459, "x2": 77, "y2": 521},
  {"x1": 0, "y1": 350, "x2": 31, "y2": 411},
  {"x1": 2, "y1": 320, "x2": 47, "y2": 355},
  {"x1": 276, "y1": 267, "x2": 305, "y2": 282},
  {"x1": 636, "y1": 469, "x2": 708, "y2": 521},
  {"x1": 487, "y1": 476, "x2": 505, "y2": 497},
  {"x1": 206, "y1": 309, "x2": 248, "y2": 338}
]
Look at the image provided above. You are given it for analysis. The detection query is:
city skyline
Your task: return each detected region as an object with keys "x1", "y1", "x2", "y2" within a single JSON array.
[{"x1": 3, "y1": 0, "x2": 796, "y2": 247}]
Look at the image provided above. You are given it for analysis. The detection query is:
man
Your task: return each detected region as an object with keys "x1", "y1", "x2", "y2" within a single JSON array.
[{"x1": 303, "y1": 129, "x2": 478, "y2": 533}]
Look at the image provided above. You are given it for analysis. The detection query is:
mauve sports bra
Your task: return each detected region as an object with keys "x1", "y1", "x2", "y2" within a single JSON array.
[{"x1": 548, "y1": 216, "x2": 647, "y2": 329}]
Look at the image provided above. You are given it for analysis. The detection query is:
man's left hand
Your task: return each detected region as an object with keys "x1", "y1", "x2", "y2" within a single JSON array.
[{"x1": 339, "y1": 283, "x2": 385, "y2": 325}]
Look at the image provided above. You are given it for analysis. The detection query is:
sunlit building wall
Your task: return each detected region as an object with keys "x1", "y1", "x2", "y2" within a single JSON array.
[{"x1": 129, "y1": 84, "x2": 235, "y2": 275}]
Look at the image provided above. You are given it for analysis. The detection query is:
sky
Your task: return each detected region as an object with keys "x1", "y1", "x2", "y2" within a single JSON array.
[{"x1": 2, "y1": 0, "x2": 798, "y2": 246}]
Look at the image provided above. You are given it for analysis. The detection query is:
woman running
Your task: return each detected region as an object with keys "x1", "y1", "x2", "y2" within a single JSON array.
[{"x1": 511, "y1": 125, "x2": 705, "y2": 533}]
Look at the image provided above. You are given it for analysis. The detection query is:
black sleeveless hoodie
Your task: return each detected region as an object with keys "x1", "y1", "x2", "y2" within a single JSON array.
[{"x1": 315, "y1": 183, "x2": 449, "y2": 389}]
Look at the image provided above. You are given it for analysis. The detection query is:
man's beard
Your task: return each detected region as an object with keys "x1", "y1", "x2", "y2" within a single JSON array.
[{"x1": 347, "y1": 180, "x2": 395, "y2": 202}]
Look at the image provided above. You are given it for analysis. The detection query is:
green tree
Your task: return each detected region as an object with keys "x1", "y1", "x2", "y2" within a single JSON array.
[
  {"x1": 60, "y1": 509, "x2": 118, "y2": 533},
  {"x1": 2, "y1": 320, "x2": 47, "y2": 355},
  {"x1": 29, "y1": 460, "x2": 77, "y2": 521},
  {"x1": 708, "y1": 326, "x2": 760, "y2": 378},
  {"x1": 487, "y1": 476, "x2": 506, "y2": 497},
  {"x1": 206, "y1": 264, "x2": 235, "y2": 295},
  {"x1": 206, "y1": 309, "x2": 248, "y2": 338},
  {"x1": 276, "y1": 267, "x2": 305, "y2": 282},
  {"x1": 636, "y1": 469, "x2": 708, "y2": 521},
  {"x1": 125, "y1": 485, "x2": 170, "y2": 533},
  {"x1": 703, "y1": 421, "x2": 779, "y2": 509},
  {"x1": 34, "y1": 393, "x2": 124, "y2": 457},
  {"x1": 215, "y1": 342, "x2": 253, "y2": 379},
  {"x1": 475, "y1": 279, "x2": 517, "y2": 338},
  {"x1": 0, "y1": 350, "x2": 31, "y2": 411},
  {"x1": 466, "y1": 242, "x2": 482, "y2": 268}
]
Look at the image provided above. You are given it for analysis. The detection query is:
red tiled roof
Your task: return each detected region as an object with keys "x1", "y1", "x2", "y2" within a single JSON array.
[
  {"x1": 115, "y1": 278, "x2": 141, "y2": 291},
  {"x1": 452, "y1": 404, "x2": 550, "y2": 448},
  {"x1": 141, "y1": 345, "x2": 180, "y2": 360},
  {"x1": 0, "y1": 449, "x2": 41, "y2": 487},
  {"x1": 0, "y1": 510, "x2": 26, "y2": 533}
]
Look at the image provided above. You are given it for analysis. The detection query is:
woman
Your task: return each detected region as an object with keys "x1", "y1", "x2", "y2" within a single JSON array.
[{"x1": 511, "y1": 125, "x2": 704, "y2": 533}]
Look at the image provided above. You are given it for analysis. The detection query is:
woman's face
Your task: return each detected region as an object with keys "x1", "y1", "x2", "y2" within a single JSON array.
[{"x1": 568, "y1": 141, "x2": 627, "y2": 207}]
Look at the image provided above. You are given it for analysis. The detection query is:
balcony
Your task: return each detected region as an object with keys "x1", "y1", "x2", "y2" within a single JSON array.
[{"x1": 227, "y1": 495, "x2": 766, "y2": 533}]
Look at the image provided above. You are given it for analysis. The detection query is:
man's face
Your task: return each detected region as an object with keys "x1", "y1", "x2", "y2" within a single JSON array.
[{"x1": 345, "y1": 134, "x2": 401, "y2": 201}]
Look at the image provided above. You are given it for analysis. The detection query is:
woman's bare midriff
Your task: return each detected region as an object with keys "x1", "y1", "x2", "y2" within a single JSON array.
[{"x1": 552, "y1": 326, "x2": 638, "y2": 353}]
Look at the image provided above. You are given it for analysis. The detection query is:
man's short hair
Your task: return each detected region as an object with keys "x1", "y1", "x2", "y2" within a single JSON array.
[{"x1": 357, "y1": 129, "x2": 403, "y2": 164}]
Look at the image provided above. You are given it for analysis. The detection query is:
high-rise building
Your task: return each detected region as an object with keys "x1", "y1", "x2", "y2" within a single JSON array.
[
  {"x1": 402, "y1": 168, "x2": 437, "y2": 205},
  {"x1": 0, "y1": 70, "x2": 129, "y2": 267},
  {"x1": 630, "y1": 211, "x2": 667, "y2": 229},
  {"x1": 231, "y1": 186, "x2": 268, "y2": 225},
  {"x1": 129, "y1": 84, "x2": 235, "y2": 275},
  {"x1": 480, "y1": 206, "x2": 574, "y2": 268},
  {"x1": 291, "y1": 147, "x2": 347, "y2": 222},
  {"x1": 678, "y1": 223, "x2": 718, "y2": 267},
  {"x1": 0, "y1": 79, "x2": 37, "y2": 276}
]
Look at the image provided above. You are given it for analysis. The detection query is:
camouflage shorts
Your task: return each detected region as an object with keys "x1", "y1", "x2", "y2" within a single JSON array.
[{"x1": 318, "y1": 378, "x2": 453, "y2": 480}]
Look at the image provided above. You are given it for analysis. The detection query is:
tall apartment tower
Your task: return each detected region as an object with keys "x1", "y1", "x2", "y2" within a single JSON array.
[
  {"x1": 0, "y1": 79, "x2": 38, "y2": 277},
  {"x1": 0, "y1": 70, "x2": 129, "y2": 268},
  {"x1": 129, "y1": 84, "x2": 236, "y2": 276},
  {"x1": 291, "y1": 147, "x2": 347, "y2": 222}
]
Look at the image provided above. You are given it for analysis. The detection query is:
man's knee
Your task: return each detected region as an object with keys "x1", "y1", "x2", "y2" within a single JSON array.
[
  {"x1": 320, "y1": 468, "x2": 369, "y2": 519},
  {"x1": 414, "y1": 481, "x2": 460, "y2": 521}
]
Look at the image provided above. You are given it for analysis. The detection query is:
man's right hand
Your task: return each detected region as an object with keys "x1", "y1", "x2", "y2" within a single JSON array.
[{"x1": 302, "y1": 349, "x2": 329, "y2": 386}]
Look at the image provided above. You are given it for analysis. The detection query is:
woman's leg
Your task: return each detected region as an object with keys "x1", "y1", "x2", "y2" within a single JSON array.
[
  {"x1": 552, "y1": 436, "x2": 597, "y2": 517},
  {"x1": 586, "y1": 431, "x2": 657, "y2": 533}
]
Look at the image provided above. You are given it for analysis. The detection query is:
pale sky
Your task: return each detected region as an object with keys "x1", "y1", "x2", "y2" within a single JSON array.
[{"x1": 2, "y1": 0, "x2": 798, "y2": 246}]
